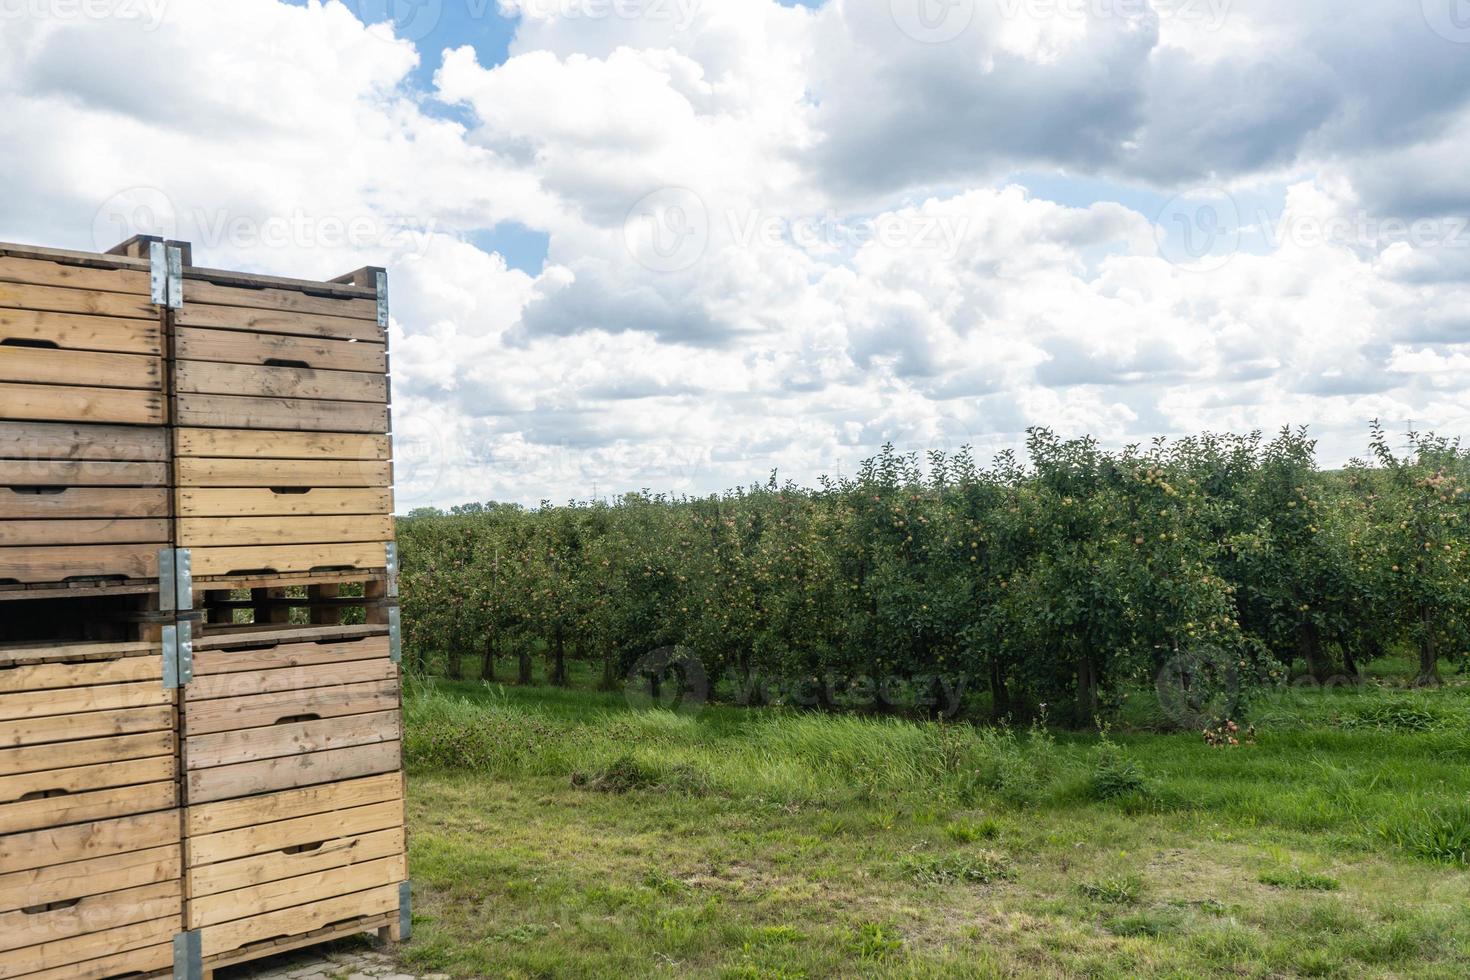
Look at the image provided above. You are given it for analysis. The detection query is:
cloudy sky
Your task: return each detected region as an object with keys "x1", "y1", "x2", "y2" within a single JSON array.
[{"x1": 3, "y1": 0, "x2": 1468, "y2": 508}]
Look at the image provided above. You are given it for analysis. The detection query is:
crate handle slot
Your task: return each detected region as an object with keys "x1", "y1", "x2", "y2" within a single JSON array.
[
  {"x1": 269, "y1": 487, "x2": 311, "y2": 495},
  {"x1": 275, "y1": 713, "x2": 321, "y2": 725},
  {"x1": 21, "y1": 897, "x2": 81, "y2": 914},
  {"x1": 9, "y1": 486, "x2": 67, "y2": 496},
  {"x1": 222, "y1": 567, "x2": 280, "y2": 577},
  {"x1": 1, "y1": 337, "x2": 61, "y2": 349},
  {"x1": 282, "y1": 838, "x2": 353, "y2": 856},
  {"x1": 264, "y1": 358, "x2": 313, "y2": 369},
  {"x1": 311, "y1": 565, "x2": 362, "y2": 573},
  {"x1": 314, "y1": 636, "x2": 367, "y2": 645},
  {"x1": 19, "y1": 788, "x2": 70, "y2": 802},
  {"x1": 224, "y1": 642, "x2": 281, "y2": 653}
]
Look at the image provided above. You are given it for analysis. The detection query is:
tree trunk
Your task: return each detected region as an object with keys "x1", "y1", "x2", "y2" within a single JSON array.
[
  {"x1": 1417, "y1": 605, "x2": 1441, "y2": 687},
  {"x1": 552, "y1": 627, "x2": 568, "y2": 687},
  {"x1": 600, "y1": 646, "x2": 617, "y2": 691},
  {"x1": 518, "y1": 645, "x2": 534, "y2": 685},
  {"x1": 446, "y1": 643, "x2": 464, "y2": 681},
  {"x1": 480, "y1": 630, "x2": 496, "y2": 682},
  {"x1": 1299, "y1": 621, "x2": 1329, "y2": 682},
  {"x1": 989, "y1": 653, "x2": 1010, "y2": 722},
  {"x1": 1076, "y1": 653, "x2": 1098, "y2": 725}
]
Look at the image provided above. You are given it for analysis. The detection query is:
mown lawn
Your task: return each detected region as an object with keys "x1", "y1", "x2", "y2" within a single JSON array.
[{"x1": 394, "y1": 663, "x2": 1470, "y2": 978}]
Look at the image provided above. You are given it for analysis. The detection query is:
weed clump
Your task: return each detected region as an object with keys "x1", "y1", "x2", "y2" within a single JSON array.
[
  {"x1": 1079, "y1": 872, "x2": 1144, "y2": 904},
  {"x1": 901, "y1": 849, "x2": 1013, "y2": 885},
  {"x1": 1258, "y1": 866, "x2": 1340, "y2": 891}
]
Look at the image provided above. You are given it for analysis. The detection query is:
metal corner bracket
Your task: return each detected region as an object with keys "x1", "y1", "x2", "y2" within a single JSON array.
[{"x1": 172, "y1": 929, "x2": 202, "y2": 978}]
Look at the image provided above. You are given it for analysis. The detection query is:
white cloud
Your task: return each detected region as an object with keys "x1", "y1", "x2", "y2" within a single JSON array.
[{"x1": 1, "y1": 0, "x2": 1467, "y2": 508}]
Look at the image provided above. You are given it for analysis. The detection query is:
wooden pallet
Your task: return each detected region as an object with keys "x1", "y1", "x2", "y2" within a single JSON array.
[{"x1": 0, "y1": 639, "x2": 182, "y2": 980}]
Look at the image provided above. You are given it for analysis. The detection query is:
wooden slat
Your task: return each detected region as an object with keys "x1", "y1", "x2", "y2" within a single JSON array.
[
  {"x1": 186, "y1": 657, "x2": 395, "y2": 701},
  {"x1": 176, "y1": 361, "x2": 387, "y2": 403},
  {"x1": 0, "y1": 655, "x2": 161, "y2": 693},
  {"x1": 11, "y1": 941, "x2": 174, "y2": 980},
  {"x1": 174, "y1": 428, "x2": 390, "y2": 461},
  {"x1": 174, "y1": 458, "x2": 390, "y2": 489},
  {"x1": 187, "y1": 799, "x2": 403, "y2": 864},
  {"x1": 0, "y1": 383, "x2": 164, "y2": 425},
  {"x1": 191, "y1": 636, "x2": 389, "y2": 675},
  {"x1": 192, "y1": 625, "x2": 385, "y2": 652},
  {"x1": 0, "y1": 347, "x2": 159, "y2": 390},
  {"x1": 175, "y1": 326, "x2": 387, "y2": 373},
  {"x1": 0, "y1": 640, "x2": 153, "y2": 668},
  {"x1": 174, "y1": 303, "x2": 383, "y2": 342},
  {"x1": 0, "y1": 731, "x2": 173, "y2": 777},
  {"x1": 0, "y1": 519, "x2": 169, "y2": 547},
  {"x1": 0, "y1": 781, "x2": 176, "y2": 834},
  {"x1": 0, "y1": 242, "x2": 147, "y2": 273},
  {"x1": 0, "y1": 706, "x2": 173, "y2": 748},
  {"x1": 188, "y1": 828, "x2": 402, "y2": 898},
  {"x1": 0, "y1": 421, "x2": 167, "y2": 461},
  {"x1": 185, "y1": 772, "x2": 401, "y2": 837},
  {"x1": 0, "y1": 844, "x2": 179, "y2": 915},
  {"x1": 198, "y1": 883, "x2": 397, "y2": 958},
  {"x1": 176, "y1": 487, "x2": 391, "y2": 518},
  {"x1": 0, "y1": 488, "x2": 167, "y2": 519},
  {"x1": 0, "y1": 755, "x2": 174, "y2": 807},
  {"x1": 183, "y1": 678, "x2": 399, "y2": 736},
  {"x1": 0, "y1": 544, "x2": 158, "y2": 583},
  {"x1": 0, "y1": 681, "x2": 170, "y2": 720},
  {"x1": 0, "y1": 281, "x2": 155, "y2": 319},
  {"x1": 0, "y1": 309, "x2": 158, "y2": 357},
  {"x1": 186, "y1": 542, "x2": 390, "y2": 578},
  {"x1": 174, "y1": 393, "x2": 387, "y2": 433},
  {"x1": 0, "y1": 255, "x2": 150, "y2": 295},
  {"x1": 188, "y1": 855, "x2": 404, "y2": 929},
  {"x1": 1, "y1": 460, "x2": 168, "y2": 486},
  {"x1": 186, "y1": 741, "x2": 400, "y2": 804},
  {"x1": 0, "y1": 810, "x2": 178, "y2": 874},
  {"x1": 0, "y1": 915, "x2": 176, "y2": 978},
  {"x1": 183, "y1": 281, "x2": 377, "y2": 321},
  {"x1": 178, "y1": 515, "x2": 393, "y2": 548},
  {"x1": 185, "y1": 711, "x2": 399, "y2": 770}
]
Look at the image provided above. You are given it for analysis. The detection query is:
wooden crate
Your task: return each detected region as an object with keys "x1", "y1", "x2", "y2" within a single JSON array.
[
  {"x1": 0, "y1": 242, "x2": 169, "y2": 592},
  {"x1": 177, "y1": 624, "x2": 408, "y2": 973},
  {"x1": 171, "y1": 266, "x2": 394, "y2": 585},
  {"x1": 0, "y1": 639, "x2": 182, "y2": 979}
]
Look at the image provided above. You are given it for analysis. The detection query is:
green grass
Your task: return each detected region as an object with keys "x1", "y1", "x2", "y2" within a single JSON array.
[{"x1": 395, "y1": 662, "x2": 1470, "y2": 978}]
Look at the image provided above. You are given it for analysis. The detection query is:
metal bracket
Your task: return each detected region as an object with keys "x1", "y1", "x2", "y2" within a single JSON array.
[
  {"x1": 150, "y1": 241, "x2": 169, "y2": 306},
  {"x1": 376, "y1": 269, "x2": 389, "y2": 329},
  {"x1": 162, "y1": 621, "x2": 194, "y2": 690},
  {"x1": 388, "y1": 606, "x2": 403, "y2": 665},
  {"x1": 158, "y1": 548, "x2": 193, "y2": 613},
  {"x1": 167, "y1": 244, "x2": 184, "y2": 310},
  {"x1": 385, "y1": 542, "x2": 399, "y2": 598},
  {"x1": 150, "y1": 243, "x2": 185, "y2": 309},
  {"x1": 172, "y1": 929, "x2": 202, "y2": 978},
  {"x1": 398, "y1": 881, "x2": 413, "y2": 941}
]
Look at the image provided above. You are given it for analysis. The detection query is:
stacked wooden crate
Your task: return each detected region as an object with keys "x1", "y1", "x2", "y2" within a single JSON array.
[
  {"x1": 0, "y1": 640, "x2": 182, "y2": 980},
  {"x1": 0, "y1": 237, "x2": 409, "y2": 980},
  {"x1": 178, "y1": 625, "x2": 407, "y2": 970},
  {"x1": 0, "y1": 244, "x2": 169, "y2": 591}
]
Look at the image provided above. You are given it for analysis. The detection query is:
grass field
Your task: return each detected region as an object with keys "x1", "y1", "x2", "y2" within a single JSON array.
[{"x1": 395, "y1": 660, "x2": 1470, "y2": 978}]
